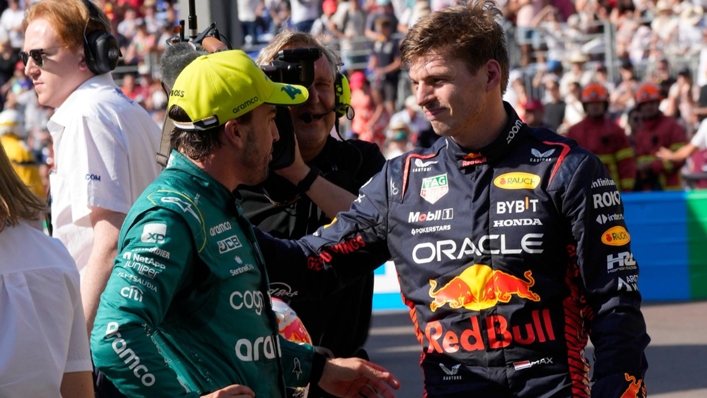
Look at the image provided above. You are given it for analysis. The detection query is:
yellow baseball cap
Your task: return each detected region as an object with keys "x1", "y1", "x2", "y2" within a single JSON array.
[{"x1": 167, "y1": 49, "x2": 309, "y2": 130}]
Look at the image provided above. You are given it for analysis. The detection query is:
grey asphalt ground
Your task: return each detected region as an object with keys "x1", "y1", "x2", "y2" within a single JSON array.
[{"x1": 363, "y1": 300, "x2": 707, "y2": 397}]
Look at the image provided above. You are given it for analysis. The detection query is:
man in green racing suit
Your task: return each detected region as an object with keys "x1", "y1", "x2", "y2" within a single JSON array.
[{"x1": 90, "y1": 50, "x2": 399, "y2": 398}]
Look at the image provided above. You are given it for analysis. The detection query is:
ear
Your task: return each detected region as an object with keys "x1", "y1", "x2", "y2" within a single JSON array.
[
  {"x1": 485, "y1": 59, "x2": 502, "y2": 93},
  {"x1": 76, "y1": 46, "x2": 90, "y2": 71},
  {"x1": 222, "y1": 119, "x2": 246, "y2": 150}
]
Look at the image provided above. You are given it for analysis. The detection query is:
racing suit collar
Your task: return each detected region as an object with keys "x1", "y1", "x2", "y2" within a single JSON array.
[
  {"x1": 166, "y1": 150, "x2": 243, "y2": 211},
  {"x1": 445, "y1": 101, "x2": 527, "y2": 166}
]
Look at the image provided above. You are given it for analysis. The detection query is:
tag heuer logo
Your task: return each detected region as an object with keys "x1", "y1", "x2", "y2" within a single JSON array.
[{"x1": 420, "y1": 174, "x2": 449, "y2": 204}]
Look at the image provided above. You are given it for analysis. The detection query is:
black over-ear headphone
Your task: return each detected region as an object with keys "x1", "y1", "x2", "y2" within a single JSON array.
[{"x1": 82, "y1": 0, "x2": 121, "y2": 74}]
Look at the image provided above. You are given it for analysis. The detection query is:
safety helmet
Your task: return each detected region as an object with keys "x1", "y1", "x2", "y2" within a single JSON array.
[
  {"x1": 634, "y1": 83, "x2": 663, "y2": 105},
  {"x1": 581, "y1": 83, "x2": 609, "y2": 103},
  {"x1": 0, "y1": 109, "x2": 26, "y2": 138}
]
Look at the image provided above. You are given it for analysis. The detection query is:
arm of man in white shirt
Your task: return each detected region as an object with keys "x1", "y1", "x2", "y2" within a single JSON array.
[{"x1": 81, "y1": 207, "x2": 126, "y2": 335}]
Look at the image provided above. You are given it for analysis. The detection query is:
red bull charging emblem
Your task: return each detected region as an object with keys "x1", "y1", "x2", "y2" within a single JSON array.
[{"x1": 429, "y1": 264, "x2": 540, "y2": 312}]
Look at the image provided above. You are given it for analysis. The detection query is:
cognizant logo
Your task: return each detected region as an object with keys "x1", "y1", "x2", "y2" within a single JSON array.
[
  {"x1": 229, "y1": 290, "x2": 264, "y2": 315},
  {"x1": 105, "y1": 322, "x2": 156, "y2": 386}
]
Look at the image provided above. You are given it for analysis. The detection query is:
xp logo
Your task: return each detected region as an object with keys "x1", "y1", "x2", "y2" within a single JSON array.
[
  {"x1": 281, "y1": 85, "x2": 303, "y2": 99},
  {"x1": 217, "y1": 235, "x2": 242, "y2": 254},
  {"x1": 494, "y1": 172, "x2": 540, "y2": 190},
  {"x1": 141, "y1": 223, "x2": 167, "y2": 244}
]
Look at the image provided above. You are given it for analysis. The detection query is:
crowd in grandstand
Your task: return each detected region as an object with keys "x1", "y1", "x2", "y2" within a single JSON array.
[{"x1": 3, "y1": 0, "x2": 707, "y2": 202}]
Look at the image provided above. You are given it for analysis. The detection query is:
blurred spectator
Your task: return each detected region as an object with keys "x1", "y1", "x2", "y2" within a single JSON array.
[
  {"x1": 628, "y1": 23, "x2": 655, "y2": 64},
  {"x1": 559, "y1": 51, "x2": 593, "y2": 97},
  {"x1": 612, "y1": 0, "x2": 640, "y2": 60},
  {"x1": 567, "y1": 83, "x2": 637, "y2": 191},
  {"x1": 506, "y1": 70, "x2": 529, "y2": 120},
  {"x1": 610, "y1": 60, "x2": 639, "y2": 115},
  {"x1": 117, "y1": 7, "x2": 139, "y2": 40},
  {"x1": 677, "y1": 4, "x2": 704, "y2": 57},
  {"x1": 664, "y1": 68, "x2": 698, "y2": 135},
  {"x1": 384, "y1": 121, "x2": 412, "y2": 159},
  {"x1": 562, "y1": 81, "x2": 585, "y2": 133},
  {"x1": 633, "y1": 83, "x2": 688, "y2": 191},
  {"x1": 330, "y1": 0, "x2": 367, "y2": 71},
  {"x1": 594, "y1": 63, "x2": 615, "y2": 93},
  {"x1": 397, "y1": 0, "x2": 432, "y2": 34},
  {"x1": 0, "y1": 39, "x2": 17, "y2": 90},
  {"x1": 0, "y1": 0, "x2": 24, "y2": 51},
  {"x1": 522, "y1": 98, "x2": 546, "y2": 127},
  {"x1": 290, "y1": 0, "x2": 321, "y2": 32},
  {"x1": 1, "y1": 60, "x2": 31, "y2": 98},
  {"x1": 511, "y1": 0, "x2": 546, "y2": 67},
  {"x1": 0, "y1": 144, "x2": 93, "y2": 398},
  {"x1": 694, "y1": 65, "x2": 707, "y2": 123},
  {"x1": 141, "y1": 0, "x2": 162, "y2": 35},
  {"x1": 364, "y1": 0, "x2": 398, "y2": 42},
  {"x1": 529, "y1": 5, "x2": 567, "y2": 65},
  {"x1": 388, "y1": 94, "x2": 430, "y2": 142},
  {"x1": 311, "y1": 0, "x2": 338, "y2": 39},
  {"x1": 542, "y1": 75, "x2": 565, "y2": 131},
  {"x1": 651, "y1": 0, "x2": 679, "y2": 49},
  {"x1": 367, "y1": 15, "x2": 401, "y2": 115},
  {"x1": 238, "y1": 0, "x2": 266, "y2": 45},
  {"x1": 349, "y1": 70, "x2": 389, "y2": 149},
  {"x1": 627, "y1": 106, "x2": 643, "y2": 138},
  {"x1": 0, "y1": 108, "x2": 43, "y2": 198},
  {"x1": 651, "y1": 58, "x2": 676, "y2": 99}
]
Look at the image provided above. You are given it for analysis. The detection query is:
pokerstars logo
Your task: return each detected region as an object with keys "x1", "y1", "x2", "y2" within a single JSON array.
[{"x1": 493, "y1": 173, "x2": 541, "y2": 190}]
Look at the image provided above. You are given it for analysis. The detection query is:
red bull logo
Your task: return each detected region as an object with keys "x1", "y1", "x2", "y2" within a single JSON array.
[
  {"x1": 620, "y1": 374, "x2": 646, "y2": 398},
  {"x1": 425, "y1": 309, "x2": 556, "y2": 353},
  {"x1": 428, "y1": 264, "x2": 540, "y2": 312},
  {"x1": 462, "y1": 152, "x2": 487, "y2": 167}
]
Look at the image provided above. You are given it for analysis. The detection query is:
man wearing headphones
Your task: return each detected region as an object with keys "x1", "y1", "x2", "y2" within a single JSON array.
[
  {"x1": 22, "y1": 0, "x2": 160, "y2": 338},
  {"x1": 238, "y1": 31, "x2": 386, "y2": 398}
]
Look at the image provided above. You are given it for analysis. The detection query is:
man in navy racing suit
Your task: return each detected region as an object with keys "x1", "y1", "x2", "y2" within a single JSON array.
[{"x1": 257, "y1": 1, "x2": 650, "y2": 397}]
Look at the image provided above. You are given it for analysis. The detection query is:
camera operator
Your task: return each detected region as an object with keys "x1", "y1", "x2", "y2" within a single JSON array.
[{"x1": 238, "y1": 31, "x2": 386, "y2": 398}]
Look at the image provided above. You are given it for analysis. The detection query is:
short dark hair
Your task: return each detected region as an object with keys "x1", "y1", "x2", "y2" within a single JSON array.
[
  {"x1": 400, "y1": 0, "x2": 509, "y2": 94},
  {"x1": 168, "y1": 106, "x2": 252, "y2": 161}
]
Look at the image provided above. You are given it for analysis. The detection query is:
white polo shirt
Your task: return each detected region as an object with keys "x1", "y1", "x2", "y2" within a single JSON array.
[
  {"x1": 48, "y1": 73, "x2": 161, "y2": 273},
  {"x1": 0, "y1": 222, "x2": 92, "y2": 397}
]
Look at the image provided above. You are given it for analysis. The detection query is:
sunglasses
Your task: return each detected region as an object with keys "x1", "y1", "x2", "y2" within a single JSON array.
[{"x1": 19, "y1": 46, "x2": 64, "y2": 68}]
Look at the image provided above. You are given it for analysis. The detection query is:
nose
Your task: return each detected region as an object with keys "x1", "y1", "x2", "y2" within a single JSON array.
[
  {"x1": 415, "y1": 82, "x2": 431, "y2": 109},
  {"x1": 24, "y1": 57, "x2": 40, "y2": 77},
  {"x1": 306, "y1": 84, "x2": 320, "y2": 105}
]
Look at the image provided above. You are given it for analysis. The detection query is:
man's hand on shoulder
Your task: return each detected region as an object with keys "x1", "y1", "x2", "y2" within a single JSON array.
[
  {"x1": 319, "y1": 357, "x2": 400, "y2": 398},
  {"x1": 201, "y1": 384, "x2": 255, "y2": 398}
]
